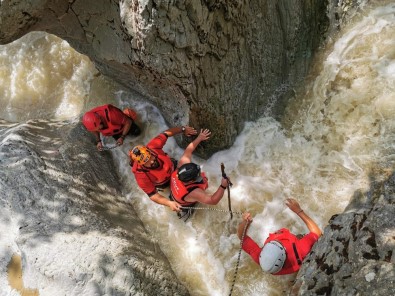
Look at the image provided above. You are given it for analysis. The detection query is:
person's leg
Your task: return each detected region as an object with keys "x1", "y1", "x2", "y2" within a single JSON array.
[
  {"x1": 128, "y1": 121, "x2": 141, "y2": 136},
  {"x1": 112, "y1": 122, "x2": 141, "y2": 140}
]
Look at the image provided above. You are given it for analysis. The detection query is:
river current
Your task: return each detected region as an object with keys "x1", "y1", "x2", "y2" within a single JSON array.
[{"x1": 1, "y1": 2, "x2": 394, "y2": 295}]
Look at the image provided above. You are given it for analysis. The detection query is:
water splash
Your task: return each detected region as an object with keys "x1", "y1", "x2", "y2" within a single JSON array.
[{"x1": 1, "y1": 2, "x2": 394, "y2": 296}]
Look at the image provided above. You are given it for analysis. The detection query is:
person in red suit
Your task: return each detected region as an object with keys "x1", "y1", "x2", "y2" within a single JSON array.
[
  {"x1": 237, "y1": 198, "x2": 322, "y2": 275},
  {"x1": 169, "y1": 129, "x2": 231, "y2": 220},
  {"x1": 82, "y1": 104, "x2": 140, "y2": 150},
  {"x1": 129, "y1": 126, "x2": 197, "y2": 211}
]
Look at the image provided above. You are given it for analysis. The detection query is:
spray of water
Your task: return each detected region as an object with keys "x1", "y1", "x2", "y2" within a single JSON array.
[{"x1": 1, "y1": 2, "x2": 394, "y2": 295}]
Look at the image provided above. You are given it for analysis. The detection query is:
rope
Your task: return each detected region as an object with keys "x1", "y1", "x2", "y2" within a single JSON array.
[
  {"x1": 229, "y1": 221, "x2": 249, "y2": 296},
  {"x1": 100, "y1": 145, "x2": 119, "y2": 151},
  {"x1": 180, "y1": 206, "x2": 243, "y2": 216},
  {"x1": 180, "y1": 205, "x2": 247, "y2": 295}
]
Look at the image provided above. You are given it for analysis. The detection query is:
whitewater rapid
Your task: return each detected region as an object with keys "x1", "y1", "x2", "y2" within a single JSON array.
[{"x1": 1, "y1": 2, "x2": 394, "y2": 295}]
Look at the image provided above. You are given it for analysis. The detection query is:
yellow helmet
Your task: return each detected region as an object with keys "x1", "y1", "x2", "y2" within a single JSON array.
[{"x1": 129, "y1": 146, "x2": 151, "y2": 165}]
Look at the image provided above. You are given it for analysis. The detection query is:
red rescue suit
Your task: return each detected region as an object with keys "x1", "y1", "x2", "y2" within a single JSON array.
[
  {"x1": 242, "y1": 228, "x2": 319, "y2": 275},
  {"x1": 264, "y1": 229, "x2": 302, "y2": 275},
  {"x1": 170, "y1": 171, "x2": 208, "y2": 206},
  {"x1": 132, "y1": 133, "x2": 176, "y2": 196},
  {"x1": 132, "y1": 151, "x2": 174, "y2": 188},
  {"x1": 90, "y1": 104, "x2": 128, "y2": 136}
]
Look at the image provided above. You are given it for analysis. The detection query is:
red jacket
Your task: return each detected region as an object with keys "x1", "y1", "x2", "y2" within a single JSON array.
[
  {"x1": 242, "y1": 228, "x2": 319, "y2": 275},
  {"x1": 90, "y1": 104, "x2": 129, "y2": 136},
  {"x1": 170, "y1": 170, "x2": 208, "y2": 206},
  {"x1": 264, "y1": 229, "x2": 303, "y2": 275},
  {"x1": 132, "y1": 133, "x2": 175, "y2": 196}
]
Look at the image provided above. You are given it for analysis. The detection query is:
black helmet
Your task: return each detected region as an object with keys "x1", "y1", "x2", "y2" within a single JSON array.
[{"x1": 178, "y1": 163, "x2": 201, "y2": 182}]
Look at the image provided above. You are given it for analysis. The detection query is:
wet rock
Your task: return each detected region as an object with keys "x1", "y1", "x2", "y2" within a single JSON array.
[
  {"x1": 292, "y1": 172, "x2": 395, "y2": 295},
  {"x1": 0, "y1": 0, "x2": 330, "y2": 157},
  {"x1": 0, "y1": 119, "x2": 189, "y2": 295}
]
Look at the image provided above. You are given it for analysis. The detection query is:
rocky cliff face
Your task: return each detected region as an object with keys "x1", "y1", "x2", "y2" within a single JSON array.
[
  {"x1": 291, "y1": 170, "x2": 395, "y2": 295},
  {"x1": 0, "y1": 0, "x2": 328, "y2": 156}
]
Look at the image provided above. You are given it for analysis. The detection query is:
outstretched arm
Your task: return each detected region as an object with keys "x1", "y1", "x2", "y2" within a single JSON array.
[
  {"x1": 237, "y1": 212, "x2": 253, "y2": 240},
  {"x1": 163, "y1": 126, "x2": 197, "y2": 137},
  {"x1": 178, "y1": 129, "x2": 211, "y2": 167},
  {"x1": 184, "y1": 177, "x2": 230, "y2": 205},
  {"x1": 286, "y1": 198, "x2": 322, "y2": 236}
]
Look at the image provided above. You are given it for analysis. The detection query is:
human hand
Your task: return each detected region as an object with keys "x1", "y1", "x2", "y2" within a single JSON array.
[
  {"x1": 238, "y1": 211, "x2": 252, "y2": 239},
  {"x1": 285, "y1": 198, "x2": 302, "y2": 214},
  {"x1": 220, "y1": 177, "x2": 230, "y2": 188},
  {"x1": 96, "y1": 142, "x2": 104, "y2": 151},
  {"x1": 116, "y1": 137, "x2": 124, "y2": 146},
  {"x1": 169, "y1": 201, "x2": 181, "y2": 212},
  {"x1": 184, "y1": 126, "x2": 198, "y2": 137},
  {"x1": 197, "y1": 129, "x2": 211, "y2": 142},
  {"x1": 242, "y1": 212, "x2": 253, "y2": 223}
]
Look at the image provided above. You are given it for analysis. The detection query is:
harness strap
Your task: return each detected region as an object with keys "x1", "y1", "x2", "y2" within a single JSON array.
[
  {"x1": 105, "y1": 108, "x2": 110, "y2": 122},
  {"x1": 292, "y1": 243, "x2": 302, "y2": 265},
  {"x1": 169, "y1": 193, "x2": 196, "y2": 222}
]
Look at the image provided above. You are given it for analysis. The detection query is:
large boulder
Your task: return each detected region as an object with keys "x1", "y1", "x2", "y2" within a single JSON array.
[
  {"x1": 291, "y1": 170, "x2": 395, "y2": 295},
  {"x1": 0, "y1": 0, "x2": 329, "y2": 156}
]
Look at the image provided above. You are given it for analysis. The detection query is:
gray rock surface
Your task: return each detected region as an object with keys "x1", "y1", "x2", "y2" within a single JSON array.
[
  {"x1": 291, "y1": 170, "x2": 395, "y2": 296},
  {"x1": 0, "y1": 0, "x2": 329, "y2": 156},
  {"x1": 0, "y1": 119, "x2": 189, "y2": 295}
]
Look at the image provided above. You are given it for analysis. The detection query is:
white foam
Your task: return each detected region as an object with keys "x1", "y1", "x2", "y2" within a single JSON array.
[{"x1": 1, "y1": 3, "x2": 395, "y2": 296}]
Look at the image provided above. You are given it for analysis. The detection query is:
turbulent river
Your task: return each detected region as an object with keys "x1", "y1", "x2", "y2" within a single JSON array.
[{"x1": 1, "y1": 2, "x2": 394, "y2": 295}]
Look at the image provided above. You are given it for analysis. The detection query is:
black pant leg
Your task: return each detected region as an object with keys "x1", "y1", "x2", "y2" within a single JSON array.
[{"x1": 128, "y1": 121, "x2": 141, "y2": 136}]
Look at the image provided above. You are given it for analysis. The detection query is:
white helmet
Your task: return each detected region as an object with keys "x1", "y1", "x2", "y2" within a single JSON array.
[{"x1": 259, "y1": 241, "x2": 286, "y2": 274}]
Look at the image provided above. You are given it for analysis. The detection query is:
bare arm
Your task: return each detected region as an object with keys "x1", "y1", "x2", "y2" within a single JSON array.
[
  {"x1": 150, "y1": 192, "x2": 181, "y2": 212},
  {"x1": 92, "y1": 131, "x2": 103, "y2": 151},
  {"x1": 286, "y1": 198, "x2": 322, "y2": 236},
  {"x1": 116, "y1": 117, "x2": 133, "y2": 145},
  {"x1": 237, "y1": 212, "x2": 253, "y2": 240},
  {"x1": 163, "y1": 126, "x2": 197, "y2": 137},
  {"x1": 178, "y1": 129, "x2": 211, "y2": 167},
  {"x1": 184, "y1": 177, "x2": 229, "y2": 205}
]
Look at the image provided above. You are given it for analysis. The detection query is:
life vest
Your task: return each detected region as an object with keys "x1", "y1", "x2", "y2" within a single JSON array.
[
  {"x1": 90, "y1": 104, "x2": 125, "y2": 136},
  {"x1": 123, "y1": 108, "x2": 138, "y2": 121},
  {"x1": 264, "y1": 228, "x2": 302, "y2": 275},
  {"x1": 170, "y1": 171, "x2": 208, "y2": 206},
  {"x1": 132, "y1": 151, "x2": 175, "y2": 187}
]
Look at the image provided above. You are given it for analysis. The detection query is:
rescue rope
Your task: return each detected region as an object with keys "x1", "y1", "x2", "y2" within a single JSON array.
[
  {"x1": 100, "y1": 145, "x2": 119, "y2": 151},
  {"x1": 180, "y1": 206, "x2": 243, "y2": 216},
  {"x1": 229, "y1": 220, "x2": 249, "y2": 296}
]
